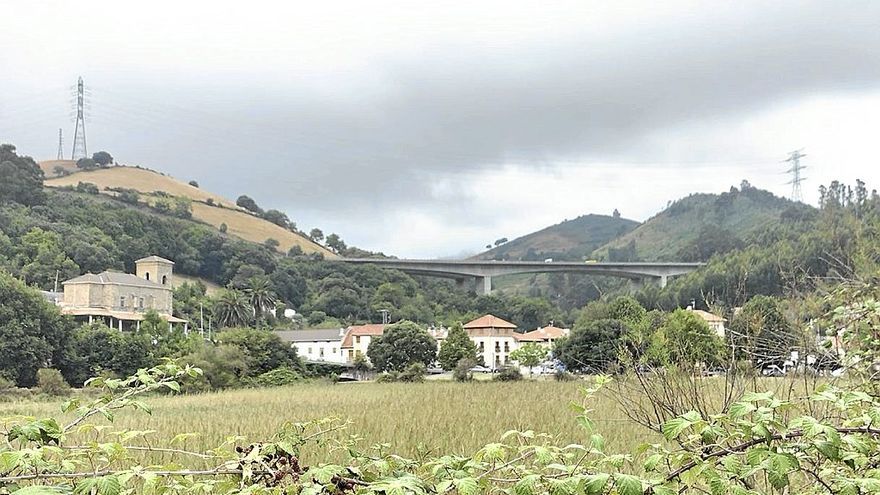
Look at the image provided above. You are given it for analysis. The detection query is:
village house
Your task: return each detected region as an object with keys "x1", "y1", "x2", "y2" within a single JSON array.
[
  {"x1": 58, "y1": 255, "x2": 187, "y2": 331},
  {"x1": 340, "y1": 323, "x2": 386, "y2": 362},
  {"x1": 688, "y1": 307, "x2": 727, "y2": 338},
  {"x1": 276, "y1": 328, "x2": 347, "y2": 363},
  {"x1": 463, "y1": 314, "x2": 522, "y2": 369},
  {"x1": 516, "y1": 324, "x2": 570, "y2": 347}
]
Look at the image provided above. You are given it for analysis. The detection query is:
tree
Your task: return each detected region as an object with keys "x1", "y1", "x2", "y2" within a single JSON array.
[
  {"x1": 0, "y1": 144, "x2": 45, "y2": 206},
  {"x1": 613, "y1": 208, "x2": 621, "y2": 218},
  {"x1": 92, "y1": 151, "x2": 113, "y2": 166},
  {"x1": 219, "y1": 223, "x2": 228, "y2": 233},
  {"x1": 188, "y1": 180, "x2": 199, "y2": 188},
  {"x1": 262, "y1": 209, "x2": 290, "y2": 229},
  {"x1": 171, "y1": 197, "x2": 192, "y2": 219},
  {"x1": 63, "y1": 323, "x2": 152, "y2": 386},
  {"x1": 215, "y1": 328, "x2": 300, "y2": 377},
  {"x1": 325, "y1": 233, "x2": 346, "y2": 254},
  {"x1": 649, "y1": 309, "x2": 723, "y2": 367},
  {"x1": 367, "y1": 320, "x2": 437, "y2": 372},
  {"x1": 0, "y1": 270, "x2": 71, "y2": 386},
  {"x1": 236, "y1": 195, "x2": 263, "y2": 215},
  {"x1": 437, "y1": 323, "x2": 479, "y2": 370},
  {"x1": 728, "y1": 295, "x2": 798, "y2": 367},
  {"x1": 244, "y1": 276, "x2": 277, "y2": 321},
  {"x1": 494, "y1": 237, "x2": 508, "y2": 246},
  {"x1": 76, "y1": 157, "x2": 97, "y2": 170},
  {"x1": 309, "y1": 228, "x2": 324, "y2": 243},
  {"x1": 53, "y1": 165, "x2": 68, "y2": 177},
  {"x1": 509, "y1": 342, "x2": 547, "y2": 376},
  {"x1": 554, "y1": 319, "x2": 628, "y2": 373},
  {"x1": 212, "y1": 289, "x2": 252, "y2": 328}
]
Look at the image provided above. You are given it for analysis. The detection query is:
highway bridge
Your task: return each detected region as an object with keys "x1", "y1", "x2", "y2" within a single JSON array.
[{"x1": 339, "y1": 259, "x2": 704, "y2": 295}]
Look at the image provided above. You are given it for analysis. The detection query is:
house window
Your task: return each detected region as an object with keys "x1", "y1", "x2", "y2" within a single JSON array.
[
  {"x1": 138, "y1": 298, "x2": 144, "y2": 310},
  {"x1": 119, "y1": 296, "x2": 126, "y2": 308},
  {"x1": 162, "y1": 275, "x2": 167, "y2": 285},
  {"x1": 145, "y1": 272, "x2": 150, "y2": 280},
  {"x1": 307, "y1": 347, "x2": 313, "y2": 355},
  {"x1": 355, "y1": 336, "x2": 360, "y2": 344},
  {"x1": 332, "y1": 348, "x2": 337, "y2": 354},
  {"x1": 348, "y1": 350, "x2": 354, "y2": 360},
  {"x1": 478, "y1": 341, "x2": 485, "y2": 351},
  {"x1": 495, "y1": 342, "x2": 501, "y2": 352},
  {"x1": 319, "y1": 348, "x2": 325, "y2": 357},
  {"x1": 504, "y1": 342, "x2": 510, "y2": 352}
]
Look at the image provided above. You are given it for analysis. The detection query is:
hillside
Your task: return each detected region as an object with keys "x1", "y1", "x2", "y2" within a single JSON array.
[
  {"x1": 44, "y1": 165, "x2": 333, "y2": 257},
  {"x1": 593, "y1": 186, "x2": 808, "y2": 262},
  {"x1": 474, "y1": 214, "x2": 639, "y2": 261}
]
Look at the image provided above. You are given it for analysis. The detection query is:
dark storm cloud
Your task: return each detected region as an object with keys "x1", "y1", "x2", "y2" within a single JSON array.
[{"x1": 155, "y1": 1, "x2": 880, "y2": 217}]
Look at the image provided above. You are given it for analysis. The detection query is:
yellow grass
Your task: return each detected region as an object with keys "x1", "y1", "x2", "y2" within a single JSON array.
[
  {"x1": 44, "y1": 166, "x2": 333, "y2": 257},
  {"x1": 0, "y1": 381, "x2": 650, "y2": 464},
  {"x1": 190, "y1": 203, "x2": 334, "y2": 258}
]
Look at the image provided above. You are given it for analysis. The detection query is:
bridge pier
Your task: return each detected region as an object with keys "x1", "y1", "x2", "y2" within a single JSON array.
[
  {"x1": 476, "y1": 275, "x2": 492, "y2": 295},
  {"x1": 660, "y1": 274, "x2": 668, "y2": 288}
]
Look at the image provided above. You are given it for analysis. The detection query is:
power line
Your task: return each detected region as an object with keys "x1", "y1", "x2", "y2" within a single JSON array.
[
  {"x1": 71, "y1": 77, "x2": 88, "y2": 160},
  {"x1": 782, "y1": 149, "x2": 807, "y2": 202}
]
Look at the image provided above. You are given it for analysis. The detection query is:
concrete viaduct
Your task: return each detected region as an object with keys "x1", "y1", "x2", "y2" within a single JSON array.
[{"x1": 339, "y1": 259, "x2": 704, "y2": 295}]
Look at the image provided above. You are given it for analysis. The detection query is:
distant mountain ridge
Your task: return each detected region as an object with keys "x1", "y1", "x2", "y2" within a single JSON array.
[
  {"x1": 473, "y1": 213, "x2": 639, "y2": 261},
  {"x1": 593, "y1": 185, "x2": 808, "y2": 262}
]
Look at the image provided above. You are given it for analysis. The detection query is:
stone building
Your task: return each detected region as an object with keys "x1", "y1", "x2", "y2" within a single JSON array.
[{"x1": 60, "y1": 255, "x2": 187, "y2": 331}]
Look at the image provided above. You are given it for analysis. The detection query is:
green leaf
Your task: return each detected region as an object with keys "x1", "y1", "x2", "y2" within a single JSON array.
[
  {"x1": 583, "y1": 473, "x2": 610, "y2": 495},
  {"x1": 614, "y1": 474, "x2": 643, "y2": 495},
  {"x1": 815, "y1": 440, "x2": 840, "y2": 460},
  {"x1": 453, "y1": 477, "x2": 479, "y2": 495},
  {"x1": 662, "y1": 417, "x2": 691, "y2": 440},
  {"x1": 513, "y1": 474, "x2": 540, "y2": 495},
  {"x1": 728, "y1": 401, "x2": 756, "y2": 418},
  {"x1": 644, "y1": 453, "x2": 663, "y2": 472}
]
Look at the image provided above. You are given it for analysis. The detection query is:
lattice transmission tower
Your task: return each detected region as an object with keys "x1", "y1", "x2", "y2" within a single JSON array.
[
  {"x1": 783, "y1": 149, "x2": 807, "y2": 202},
  {"x1": 70, "y1": 77, "x2": 88, "y2": 160}
]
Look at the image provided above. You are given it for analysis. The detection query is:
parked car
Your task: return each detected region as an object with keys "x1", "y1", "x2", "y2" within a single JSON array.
[{"x1": 469, "y1": 365, "x2": 492, "y2": 373}]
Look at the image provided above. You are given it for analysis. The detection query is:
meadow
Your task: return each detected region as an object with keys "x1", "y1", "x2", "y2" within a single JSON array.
[{"x1": 0, "y1": 380, "x2": 653, "y2": 464}]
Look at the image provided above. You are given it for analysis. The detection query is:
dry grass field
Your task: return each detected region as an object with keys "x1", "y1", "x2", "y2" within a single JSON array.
[
  {"x1": 43, "y1": 165, "x2": 333, "y2": 257},
  {"x1": 0, "y1": 380, "x2": 650, "y2": 464}
]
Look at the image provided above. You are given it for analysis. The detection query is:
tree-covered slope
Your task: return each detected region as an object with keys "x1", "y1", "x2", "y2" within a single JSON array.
[
  {"x1": 593, "y1": 184, "x2": 810, "y2": 262},
  {"x1": 474, "y1": 214, "x2": 639, "y2": 261},
  {"x1": 44, "y1": 165, "x2": 333, "y2": 257}
]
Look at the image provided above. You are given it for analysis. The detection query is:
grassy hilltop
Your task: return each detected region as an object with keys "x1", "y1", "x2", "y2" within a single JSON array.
[{"x1": 44, "y1": 164, "x2": 332, "y2": 258}]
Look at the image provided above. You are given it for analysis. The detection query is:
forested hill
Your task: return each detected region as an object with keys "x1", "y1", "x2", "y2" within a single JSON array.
[
  {"x1": 593, "y1": 184, "x2": 811, "y2": 262},
  {"x1": 474, "y1": 214, "x2": 639, "y2": 261}
]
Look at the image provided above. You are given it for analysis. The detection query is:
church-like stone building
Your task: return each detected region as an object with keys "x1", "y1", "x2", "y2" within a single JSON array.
[{"x1": 60, "y1": 255, "x2": 186, "y2": 331}]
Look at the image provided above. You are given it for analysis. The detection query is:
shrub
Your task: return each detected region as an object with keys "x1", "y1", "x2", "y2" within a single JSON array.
[
  {"x1": 188, "y1": 180, "x2": 199, "y2": 188},
  {"x1": 494, "y1": 366, "x2": 522, "y2": 382},
  {"x1": 219, "y1": 223, "x2": 228, "y2": 233},
  {"x1": 453, "y1": 358, "x2": 477, "y2": 382},
  {"x1": 398, "y1": 362, "x2": 426, "y2": 382},
  {"x1": 36, "y1": 368, "x2": 70, "y2": 396},
  {"x1": 206, "y1": 198, "x2": 214, "y2": 206},
  {"x1": 375, "y1": 372, "x2": 399, "y2": 383},
  {"x1": 76, "y1": 182, "x2": 99, "y2": 194},
  {"x1": 247, "y1": 367, "x2": 303, "y2": 388},
  {"x1": 554, "y1": 370, "x2": 576, "y2": 382}
]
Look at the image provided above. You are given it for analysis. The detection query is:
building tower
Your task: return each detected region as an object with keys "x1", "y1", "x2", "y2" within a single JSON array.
[
  {"x1": 783, "y1": 149, "x2": 807, "y2": 202},
  {"x1": 56, "y1": 128, "x2": 64, "y2": 160},
  {"x1": 135, "y1": 256, "x2": 175, "y2": 286},
  {"x1": 71, "y1": 77, "x2": 88, "y2": 160}
]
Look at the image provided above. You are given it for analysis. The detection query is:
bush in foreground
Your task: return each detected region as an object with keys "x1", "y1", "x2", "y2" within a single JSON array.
[{"x1": 494, "y1": 365, "x2": 522, "y2": 381}]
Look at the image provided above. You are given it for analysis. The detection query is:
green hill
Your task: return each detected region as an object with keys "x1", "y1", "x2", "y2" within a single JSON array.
[
  {"x1": 474, "y1": 214, "x2": 639, "y2": 261},
  {"x1": 593, "y1": 185, "x2": 810, "y2": 262}
]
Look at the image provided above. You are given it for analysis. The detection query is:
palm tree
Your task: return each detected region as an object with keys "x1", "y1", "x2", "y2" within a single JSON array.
[
  {"x1": 213, "y1": 289, "x2": 251, "y2": 328},
  {"x1": 244, "y1": 276, "x2": 277, "y2": 320}
]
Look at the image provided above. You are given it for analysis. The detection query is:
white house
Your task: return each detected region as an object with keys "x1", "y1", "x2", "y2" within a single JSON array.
[
  {"x1": 516, "y1": 324, "x2": 570, "y2": 347},
  {"x1": 276, "y1": 328, "x2": 347, "y2": 364},
  {"x1": 340, "y1": 323, "x2": 386, "y2": 363}
]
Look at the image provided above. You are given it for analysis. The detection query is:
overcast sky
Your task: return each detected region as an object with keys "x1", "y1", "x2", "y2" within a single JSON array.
[{"x1": 2, "y1": 1, "x2": 880, "y2": 258}]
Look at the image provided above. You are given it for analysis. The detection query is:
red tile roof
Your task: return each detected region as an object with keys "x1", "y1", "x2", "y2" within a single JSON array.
[
  {"x1": 463, "y1": 314, "x2": 517, "y2": 329},
  {"x1": 517, "y1": 325, "x2": 569, "y2": 342},
  {"x1": 341, "y1": 324, "x2": 385, "y2": 348}
]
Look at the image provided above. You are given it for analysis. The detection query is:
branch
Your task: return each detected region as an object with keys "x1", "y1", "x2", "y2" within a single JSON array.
[{"x1": 665, "y1": 426, "x2": 880, "y2": 482}]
